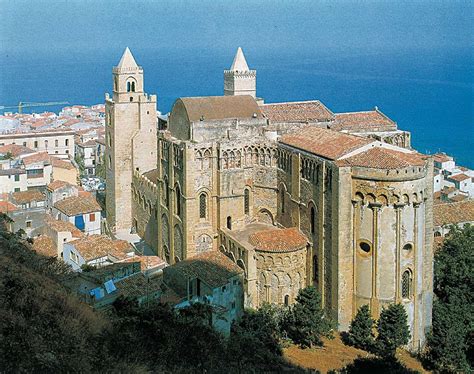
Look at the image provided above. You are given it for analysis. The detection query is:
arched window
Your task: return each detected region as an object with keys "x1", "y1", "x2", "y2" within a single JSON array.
[
  {"x1": 284, "y1": 295, "x2": 290, "y2": 306},
  {"x1": 310, "y1": 206, "x2": 315, "y2": 234},
  {"x1": 244, "y1": 189, "x2": 250, "y2": 215},
  {"x1": 175, "y1": 185, "x2": 181, "y2": 217},
  {"x1": 227, "y1": 216, "x2": 232, "y2": 230},
  {"x1": 163, "y1": 177, "x2": 169, "y2": 207},
  {"x1": 127, "y1": 81, "x2": 131, "y2": 92},
  {"x1": 280, "y1": 188, "x2": 285, "y2": 213},
  {"x1": 402, "y1": 269, "x2": 412, "y2": 299},
  {"x1": 313, "y1": 255, "x2": 318, "y2": 282},
  {"x1": 199, "y1": 193, "x2": 207, "y2": 219},
  {"x1": 131, "y1": 81, "x2": 136, "y2": 92},
  {"x1": 434, "y1": 231, "x2": 441, "y2": 238}
]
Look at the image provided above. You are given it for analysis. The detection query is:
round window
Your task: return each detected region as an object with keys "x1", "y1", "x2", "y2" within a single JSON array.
[{"x1": 358, "y1": 241, "x2": 371, "y2": 254}]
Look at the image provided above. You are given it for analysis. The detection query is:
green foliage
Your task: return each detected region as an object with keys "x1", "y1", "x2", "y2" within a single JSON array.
[
  {"x1": 425, "y1": 225, "x2": 474, "y2": 373},
  {"x1": 284, "y1": 286, "x2": 335, "y2": 348},
  {"x1": 0, "y1": 151, "x2": 13, "y2": 160},
  {"x1": 375, "y1": 304, "x2": 410, "y2": 358},
  {"x1": 74, "y1": 154, "x2": 85, "y2": 176},
  {"x1": 344, "y1": 304, "x2": 375, "y2": 351},
  {"x1": 334, "y1": 356, "x2": 419, "y2": 374},
  {"x1": 95, "y1": 161, "x2": 106, "y2": 179}
]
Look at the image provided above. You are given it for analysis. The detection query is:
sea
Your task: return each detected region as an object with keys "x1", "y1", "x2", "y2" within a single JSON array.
[{"x1": 1, "y1": 48, "x2": 472, "y2": 168}]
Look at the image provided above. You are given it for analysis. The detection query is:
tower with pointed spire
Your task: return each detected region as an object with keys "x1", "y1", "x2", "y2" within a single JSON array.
[
  {"x1": 105, "y1": 48, "x2": 158, "y2": 232},
  {"x1": 224, "y1": 47, "x2": 256, "y2": 98}
]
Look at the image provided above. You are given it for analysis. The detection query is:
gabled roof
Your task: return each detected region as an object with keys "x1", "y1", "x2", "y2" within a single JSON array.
[
  {"x1": 45, "y1": 216, "x2": 84, "y2": 238},
  {"x1": 0, "y1": 144, "x2": 35, "y2": 157},
  {"x1": 164, "y1": 251, "x2": 243, "y2": 290},
  {"x1": 51, "y1": 157, "x2": 76, "y2": 170},
  {"x1": 249, "y1": 227, "x2": 307, "y2": 252},
  {"x1": 11, "y1": 190, "x2": 45, "y2": 204},
  {"x1": 230, "y1": 47, "x2": 250, "y2": 71},
  {"x1": 47, "y1": 180, "x2": 75, "y2": 191},
  {"x1": 332, "y1": 109, "x2": 397, "y2": 132},
  {"x1": 117, "y1": 47, "x2": 138, "y2": 69},
  {"x1": 54, "y1": 195, "x2": 101, "y2": 216},
  {"x1": 175, "y1": 95, "x2": 263, "y2": 123},
  {"x1": 21, "y1": 151, "x2": 50, "y2": 166},
  {"x1": 32, "y1": 235, "x2": 56, "y2": 258},
  {"x1": 68, "y1": 234, "x2": 134, "y2": 261},
  {"x1": 280, "y1": 127, "x2": 372, "y2": 160},
  {"x1": 449, "y1": 173, "x2": 470, "y2": 182},
  {"x1": 336, "y1": 147, "x2": 427, "y2": 169},
  {"x1": 261, "y1": 100, "x2": 334, "y2": 123},
  {"x1": 0, "y1": 200, "x2": 17, "y2": 213}
]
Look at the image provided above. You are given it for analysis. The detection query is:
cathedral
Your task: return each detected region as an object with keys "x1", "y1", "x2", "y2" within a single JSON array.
[{"x1": 105, "y1": 47, "x2": 434, "y2": 349}]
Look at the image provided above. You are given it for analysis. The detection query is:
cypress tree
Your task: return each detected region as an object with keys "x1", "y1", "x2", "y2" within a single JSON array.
[{"x1": 376, "y1": 303, "x2": 410, "y2": 358}]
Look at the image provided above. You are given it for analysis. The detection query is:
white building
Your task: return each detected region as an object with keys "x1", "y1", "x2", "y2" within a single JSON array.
[{"x1": 52, "y1": 195, "x2": 102, "y2": 235}]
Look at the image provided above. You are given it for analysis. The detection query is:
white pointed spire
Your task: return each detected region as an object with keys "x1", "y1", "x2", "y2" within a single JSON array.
[
  {"x1": 117, "y1": 47, "x2": 138, "y2": 69},
  {"x1": 230, "y1": 47, "x2": 250, "y2": 72}
]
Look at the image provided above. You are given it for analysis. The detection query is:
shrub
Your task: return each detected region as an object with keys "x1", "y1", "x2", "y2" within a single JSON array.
[{"x1": 343, "y1": 304, "x2": 375, "y2": 351}]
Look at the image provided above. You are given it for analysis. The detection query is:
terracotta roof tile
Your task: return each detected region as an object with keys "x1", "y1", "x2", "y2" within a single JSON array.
[
  {"x1": 116, "y1": 273, "x2": 162, "y2": 299},
  {"x1": 249, "y1": 227, "x2": 307, "y2": 252},
  {"x1": 22, "y1": 151, "x2": 50, "y2": 166},
  {"x1": 449, "y1": 173, "x2": 470, "y2": 182},
  {"x1": 0, "y1": 201, "x2": 17, "y2": 212},
  {"x1": 332, "y1": 110, "x2": 396, "y2": 132},
  {"x1": 120, "y1": 255, "x2": 165, "y2": 271},
  {"x1": 0, "y1": 144, "x2": 35, "y2": 157},
  {"x1": 176, "y1": 96, "x2": 263, "y2": 123},
  {"x1": 432, "y1": 153, "x2": 453, "y2": 163},
  {"x1": 47, "y1": 180, "x2": 74, "y2": 191},
  {"x1": 11, "y1": 190, "x2": 45, "y2": 204},
  {"x1": 69, "y1": 234, "x2": 134, "y2": 261},
  {"x1": 164, "y1": 251, "x2": 243, "y2": 289},
  {"x1": 280, "y1": 127, "x2": 372, "y2": 160},
  {"x1": 51, "y1": 157, "x2": 75, "y2": 170},
  {"x1": 433, "y1": 200, "x2": 474, "y2": 227},
  {"x1": 261, "y1": 100, "x2": 334, "y2": 123},
  {"x1": 336, "y1": 147, "x2": 427, "y2": 169},
  {"x1": 54, "y1": 195, "x2": 101, "y2": 216},
  {"x1": 32, "y1": 235, "x2": 57, "y2": 257},
  {"x1": 45, "y1": 216, "x2": 84, "y2": 238}
]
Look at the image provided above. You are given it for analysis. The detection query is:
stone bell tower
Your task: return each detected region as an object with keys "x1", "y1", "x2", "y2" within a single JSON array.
[
  {"x1": 224, "y1": 47, "x2": 256, "y2": 98},
  {"x1": 105, "y1": 47, "x2": 158, "y2": 233}
]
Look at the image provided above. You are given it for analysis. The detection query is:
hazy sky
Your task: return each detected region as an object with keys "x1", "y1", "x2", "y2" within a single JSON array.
[{"x1": 1, "y1": 0, "x2": 472, "y2": 58}]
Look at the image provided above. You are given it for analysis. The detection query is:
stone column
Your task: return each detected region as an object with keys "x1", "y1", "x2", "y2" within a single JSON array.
[{"x1": 370, "y1": 203, "x2": 381, "y2": 317}]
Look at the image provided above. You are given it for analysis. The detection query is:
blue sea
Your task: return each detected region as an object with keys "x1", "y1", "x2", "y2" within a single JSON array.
[{"x1": 1, "y1": 48, "x2": 473, "y2": 167}]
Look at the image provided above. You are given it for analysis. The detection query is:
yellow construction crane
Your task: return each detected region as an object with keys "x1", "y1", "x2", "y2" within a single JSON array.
[{"x1": 0, "y1": 101, "x2": 70, "y2": 114}]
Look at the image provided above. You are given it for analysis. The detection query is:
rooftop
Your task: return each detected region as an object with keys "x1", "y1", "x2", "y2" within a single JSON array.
[
  {"x1": 32, "y1": 235, "x2": 57, "y2": 257},
  {"x1": 449, "y1": 173, "x2": 470, "y2": 182},
  {"x1": 229, "y1": 47, "x2": 250, "y2": 72},
  {"x1": 0, "y1": 144, "x2": 35, "y2": 157},
  {"x1": 175, "y1": 95, "x2": 263, "y2": 123},
  {"x1": 280, "y1": 127, "x2": 372, "y2": 160},
  {"x1": 47, "y1": 180, "x2": 75, "y2": 191},
  {"x1": 68, "y1": 234, "x2": 134, "y2": 261},
  {"x1": 433, "y1": 200, "x2": 474, "y2": 227},
  {"x1": 433, "y1": 153, "x2": 453, "y2": 163},
  {"x1": 249, "y1": 227, "x2": 307, "y2": 252},
  {"x1": 332, "y1": 109, "x2": 397, "y2": 132},
  {"x1": 45, "y1": 216, "x2": 84, "y2": 238},
  {"x1": 11, "y1": 190, "x2": 45, "y2": 204},
  {"x1": 21, "y1": 151, "x2": 50, "y2": 166},
  {"x1": 336, "y1": 147, "x2": 427, "y2": 169},
  {"x1": 261, "y1": 100, "x2": 334, "y2": 123},
  {"x1": 115, "y1": 273, "x2": 163, "y2": 299},
  {"x1": 51, "y1": 157, "x2": 75, "y2": 170},
  {"x1": 164, "y1": 251, "x2": 243, "y2": 290},
  {"x1": 54, "y1": 195, "x2": 101, "y2": 216},
  {"x1": 0, "y1": 200, "x2": 17, "y2": 213}
]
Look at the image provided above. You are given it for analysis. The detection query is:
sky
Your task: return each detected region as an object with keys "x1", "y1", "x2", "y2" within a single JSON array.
[{"x1": 1, "y1": 0, "x2": 472, "y2": 58}]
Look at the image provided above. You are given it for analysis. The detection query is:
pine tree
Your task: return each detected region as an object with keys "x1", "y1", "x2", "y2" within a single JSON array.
[
  {"x1": 285, "y1": 286, "x2": 334, "y2": 348},
  {"x1": 345, "y1": 304, "x2": 375, "y2": 351},
  {"x1": 376, "y1": 303, "x2": 410, "y2": 358}
]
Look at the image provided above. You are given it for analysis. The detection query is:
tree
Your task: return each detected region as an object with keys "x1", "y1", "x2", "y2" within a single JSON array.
[
  {"x1": 375, "y1": 303, "x2": 410, "y2": 358},
  {"x1": 425, "y1": 225, "x2": 474, "y2": 372},
  {"x1": 284, "y1": 286, "x2": 334, "y2": 348},
  {"x1": 344, "y1": 304, "x2": 375, "y2": 351}
]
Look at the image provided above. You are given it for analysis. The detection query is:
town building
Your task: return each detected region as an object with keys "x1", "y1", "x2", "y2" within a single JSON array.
[
  {"x1": 52, "y1": 195, "x2": 102, "y2": 235},
  {"x1": 106, "y1": 47, "x2": 434, "y2": 349}
]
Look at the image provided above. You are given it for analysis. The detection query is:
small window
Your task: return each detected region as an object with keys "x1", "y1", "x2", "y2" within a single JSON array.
[
  {"x1": 222, "y1": 285, "x2": 226, "y2": 292},
  {"x1": 23, "y1": 142, "x2": 27, "y2": 147},
  {"x1": 65, "y1": 139, "x2": 69, "y2": 146},
  {"x1": 175, "y1": 185, "x2": 181, "y2": 217},
  {"x1": 14, "y1": 187, "x2": 20, "y2": 192},
  {"x1": 244, "y1": 189, "x2": 250, "y2": 215},
  {"x1": 358, "y1": 240, "x2": 371, "y2": 254},
  {"x1": 44, "y1": 140, "x2": 48, "y2": 149},
  {"x1": 227, "y1": 216, "x2": 232, "y2": 230},
  {"x1": 14, "y1": 174, "x2": 20, "y2": 182},
  {"x1": 403, "y1": 243, "x2": 413, "y2": 252},
  {"x1": 310, "y1": 206, "x2": 315, "y2": 234},
  {"x1": 199, "y1": 193, "x2": 207, "y2": 219},
  {"x1": 34, "y1": 141, "x2": 38, "y2": 148},
  {"x1": 402, "y1": 269, "x2": 412, "y2": 299},
  {"x1": 26, "y1": 221, "x2": 32, "y2": 228},
  {"x1": 130, "y1": 97, "x2": 133, "y2": 102},
  {"x1": 284, "y1": 295, "x2": 290, "y2": 306},
  {"x1": 313, "y1": 255, "x2": 318, "y2": 281},
  {"x1": 65, "y1": 150, "x2": 69, "y2": 154},
  {"x1": 434, "y1": 231, "x2": 441, "y2": 238},
  {"x1": 89, "y1": 213, "x2": 95, "y2": 222},
  {"x1": 127, "y1": 81, "x2": 131, "y2": 92},
  {"x1": 55, "y1": 139, "x2": 58, "y2": 147},
  {"x1": 281, "y1": 188, "x2": 285, "y2": 213}
]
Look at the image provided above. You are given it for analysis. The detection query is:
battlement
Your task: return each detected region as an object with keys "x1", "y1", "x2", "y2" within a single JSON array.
[
  {"x1": 224, "y1": 70, "x2": 256, "y2": 78},
  {"x1": 113, "y1": 66, "x2": 143, "y2": 74}
]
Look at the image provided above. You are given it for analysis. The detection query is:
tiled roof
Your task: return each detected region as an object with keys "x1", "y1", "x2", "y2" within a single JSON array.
[
  {"x1": 32, "y1": 235, "x2": 57, "y2": 257},
  {"x1": 433, "y1": 200, "x2": 474, "y2": 227},
  {"x1": 77, "y1": 140, "x2": 96, "y2": 148},
  {"x1": 176, "y1": 96, "x2": 263, "y2": 122},
  {"x1": 22, "y1": 151, "x2": 50, "y2": 166},
  {"x1": 432, "y1": 153, "x2": 452, "y2": 163},
  {"x1": 249, "y1": 227, "x2": 307, "y2": 252},
  {"x1": 0, "y1": 201, "x2": 17, "y2": 212},
  {"x1": 0, "y1": 144, "x2": 35, "y2": 157},
  {"x1": 51, "y1": 157, "x2": 76, "y2": 170},
  {"x1": 115, "y1": 273, "x2": 163, "y2": 299},
  {"x1": 45, "y1": 216, "x2": 84, "y2": 238},
  {"x1": 69, "y1": 234, "x2": 134, "y2": 261},
  {"x1": 120, "y1": 255, "x2": 165, "y2": 271},
  {"x1": 11, "y1": 190, "x2": 45, "y2": 204},
  {"x1": 449, "y1": 173, "x2": 470, "y2": 182},
  {"x1": 280, "y1": 127, "x2": 372, "y2": 160},
  {"x1": 261, "y1": 100, "x2": 334, "y2": 123},
  {"x1": 164, "y1": 251, "x2": 243, "y2": 289},
  {"x1": 332, "y1": 110, "x2": 397, "y2": 132},
  {"x1": 47, "y1": 180, "x2": 74, "y2": 191},
  {"x1": 336, "y1": 147, "x2": 427, "y2": 169},
  {"x1": 54, "y1": 195, "x2": 101, "y2": 216}
]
